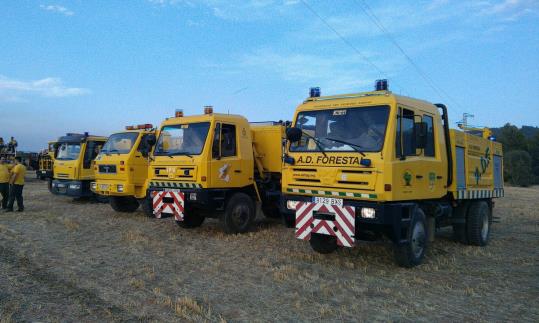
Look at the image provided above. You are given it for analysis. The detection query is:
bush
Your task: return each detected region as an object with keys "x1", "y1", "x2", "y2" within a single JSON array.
[{"x1": 504, "y1": 150, "x2": 533, "y2": 187}]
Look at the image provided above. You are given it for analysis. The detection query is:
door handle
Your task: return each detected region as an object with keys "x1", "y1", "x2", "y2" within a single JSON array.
[
  {"x1": 234, "y1": 170, "x2": 242, "y2": 173},
  {"x1": 436, "y1": 176, "x2": 443, "y2": 179},
  {"x1": 416, "y1": 175, "x2": 423, "y2": 179}
]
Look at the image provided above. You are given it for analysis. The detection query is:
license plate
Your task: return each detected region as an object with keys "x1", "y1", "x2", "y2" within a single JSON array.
[
  {"x1": 99, "y1": 184, "x2": 109, "y2": 191},
  {"x1": 313, "y1": 196, "x2": 343, "y2": 207},
  {"x1": 163, "y1": 188, "x2": 181, "y2": 193}
]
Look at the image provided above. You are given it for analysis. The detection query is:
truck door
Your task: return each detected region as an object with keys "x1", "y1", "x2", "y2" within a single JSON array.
[
  {"x1": 210, "y1": 122, "x2": 243, "y2": 188},
  {"x1": 416, "y1": 113, "x2": 445, "y2": 198},
  {"x1": 81, "y1": 141, "x2": 103, "y2": 180},
  {"x1": 393, "y1": 107, "x2": 419, "y2": 200}
]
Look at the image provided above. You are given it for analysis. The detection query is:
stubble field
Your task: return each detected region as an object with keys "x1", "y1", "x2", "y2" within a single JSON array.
[{"x1": 0, "y1": 177, "x2": 538, "y2": 322}]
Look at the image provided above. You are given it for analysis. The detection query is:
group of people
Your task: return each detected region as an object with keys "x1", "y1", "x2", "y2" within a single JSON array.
[
  {"x1": 0, "y1": 156, "x2": 26, "y2": 212},
  {"x1": 0, "y1": 137, "x2": 18, "y2": 154}
]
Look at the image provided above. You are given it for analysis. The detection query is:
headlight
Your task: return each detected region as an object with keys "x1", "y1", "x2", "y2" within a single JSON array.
[
  {"x1": 286, "y1": 200, "x2": 300, "y2": 210},
  {"x1": 189, "y1": 193, "x2": 197, "y2": 201},
  {"x1": 117, "y1": 185, "x2": 124, "y2": 192},
  {"x1": 91, "y1": 182, "x2": 97, "y2": 190},
  {"x1": 69, "y1": 184, "x2": 81, "y2": 190},
  {"x1": 360, "y1": 207, "x2": 376, "y2": 219}
]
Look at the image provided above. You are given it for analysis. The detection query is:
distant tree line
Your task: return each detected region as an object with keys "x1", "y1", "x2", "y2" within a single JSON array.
[{"x1": 491, "y1": 124, "x2": 539, "y2": 187}]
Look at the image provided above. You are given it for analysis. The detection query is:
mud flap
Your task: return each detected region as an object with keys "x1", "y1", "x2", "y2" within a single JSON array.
[
  {"x1": 294, "y1": 202, "x2": 356, "y2": 247},
  {"x1": 152, "y1": 190, "x2": 185, "y2": 220}
]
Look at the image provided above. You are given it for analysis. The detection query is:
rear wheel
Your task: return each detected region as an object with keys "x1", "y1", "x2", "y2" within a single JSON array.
[
  {"x1": 220, "y1": 193, "x2": 256, "y2": 234},
  {"x1": 394, "y1": 208, "x2": 428, "y2": 268},
  {"x1": 309, "y1": 233, "x2": 338, "y2": 254},
  {"x1": 466, "y1": 201, "x2": 491, "y2": 246},
  {"x1": 110, "y1": 196, "x2": 139, "y2": 213}
]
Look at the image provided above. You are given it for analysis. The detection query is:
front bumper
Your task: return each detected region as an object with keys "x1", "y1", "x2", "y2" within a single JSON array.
[
  {"x1": 91, "y1": 180, "x2": 135, "y2": 197},
  {"x1": 51, "y1": 179, "x2": 93, "y2": 197},
  {"x1": 281, "y1": 194, "x2": 415, "y2": 244},
  {"x1": 147, "y1": 186, "x2": 227, "y2": 218}
]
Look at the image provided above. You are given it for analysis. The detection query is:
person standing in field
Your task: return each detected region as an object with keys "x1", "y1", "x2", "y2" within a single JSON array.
[
  {"x1": 0, "y1": 157, "x2": 10, "y2": 210},
  {"x1": 6, "y1": 156, "x2": 26, "y2": 212}
]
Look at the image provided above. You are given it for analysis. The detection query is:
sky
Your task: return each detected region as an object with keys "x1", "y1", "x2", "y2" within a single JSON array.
[{"x1": 1, "y1": 0, "x2": 538, "y2": 151}]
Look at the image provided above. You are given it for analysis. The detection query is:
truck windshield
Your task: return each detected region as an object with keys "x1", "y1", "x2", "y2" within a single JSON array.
[
  {"x1": 155, "y1": 122, "x2": 210, "y2": 156},
  {"x1": 290, "y1": 105, "x2": 390, "y2": 152},
  {"x1": 101, "y1": 132, "x2": 139, "y2": 154},
  {"x1": 56, "y1": 143, "x2": 81, "y2": 160}
]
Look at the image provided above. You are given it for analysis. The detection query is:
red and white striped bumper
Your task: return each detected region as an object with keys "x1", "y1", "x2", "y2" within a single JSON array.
[
  {"x1": 295, "y1": 202, "x2": 356, "y2": 247},
  {"x1": 151, "y1": 190, "x2": 185, "y2": 220}
]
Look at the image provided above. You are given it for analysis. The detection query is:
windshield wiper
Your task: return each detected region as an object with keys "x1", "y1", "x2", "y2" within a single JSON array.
[
  {"x1": 168, "y1": 151, "x2": 194, "y2": 158},
  {"x1": 324, "y1": 137, "x2": 366, "y2": 156},
  {"x1": 300, "y1": 130, "x2": 327, "y2": 157}
]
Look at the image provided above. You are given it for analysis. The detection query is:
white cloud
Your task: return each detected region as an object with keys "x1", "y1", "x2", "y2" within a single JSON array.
[
  {"x1": 147, "y1": 0, "x2": 300, "y2": 21},
  {"x1": 240, "y1": 49, "x2": 403, "y2": 93},
  {"x1": 40, "y1": 4, "x2": 74, "y2": 16},
  {"x1": 0, "y1": 75, "x2": 90, "y2": 101}
]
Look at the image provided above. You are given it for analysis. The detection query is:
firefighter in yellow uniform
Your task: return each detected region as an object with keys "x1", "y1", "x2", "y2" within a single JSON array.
[
  {"x1": 6, "y1": 157, "x2": 26, "y2": 212},
  {"x1": 0, "y1": 157, "x2": 10, "y2": 210}
]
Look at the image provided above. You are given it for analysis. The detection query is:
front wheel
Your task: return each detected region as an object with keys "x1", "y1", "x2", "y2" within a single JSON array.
[
  {"x1": 309, "y1": 233, "x2": 338, "y2": 254},
  {"x1": 140, "y1": 197, "x2": 154, "y2": 218},
  {"x1": 176, "y1": 211, "x2": 205, "y2": 228},
  {"x1": 394, "y1": 208, "x2": 428, "y2": 268},
  {"x1": 110, "y1": 196, "x2": 139, "y2": 213},
  {"x1": 220, "y1": 193, "x2": 256, "y2": 234}
]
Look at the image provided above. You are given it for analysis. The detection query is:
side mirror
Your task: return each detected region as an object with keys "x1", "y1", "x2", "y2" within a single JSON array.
[
  {"x1": 415, "y1": 122, "x2": 428, "y2": 149},
  {"x1": 145, "y1": 134, "x2": 157, "y2": 147},
  {"x1": 141, "y1": 134, "x2": 157, "y2": 157},
  {"x1": 286, "y1": 127, "x2": 302, "y2": 143}
]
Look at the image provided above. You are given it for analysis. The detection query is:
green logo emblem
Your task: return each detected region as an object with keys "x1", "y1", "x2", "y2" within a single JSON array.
[{"x1": 403, "y1": 171, "x2": 412, "y2": 186}]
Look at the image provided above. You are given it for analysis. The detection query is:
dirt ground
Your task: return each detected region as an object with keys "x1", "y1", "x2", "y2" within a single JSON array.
[{"x1": 0, "y1": 177, "x2": 537, "y2": 322}]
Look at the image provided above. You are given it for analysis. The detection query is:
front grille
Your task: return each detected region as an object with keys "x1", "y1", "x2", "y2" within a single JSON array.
[{"x1": 99, "y1": 165, "x2": 117, "y2": 174}]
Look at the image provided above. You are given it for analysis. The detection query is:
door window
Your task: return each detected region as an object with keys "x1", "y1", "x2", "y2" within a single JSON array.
[
  {"x1": 212, "y1": 123, "x2": 237, "y2": 158},
  {"x1": 423, "y1": 115, "x2": 435, "y2": 157},
  {"x1": 396, "y1": 108, "x2": 416, "y2": 157}
]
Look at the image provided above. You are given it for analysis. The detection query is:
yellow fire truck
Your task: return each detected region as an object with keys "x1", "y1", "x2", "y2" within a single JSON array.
[
  {"x1": 92, "y1": 124, "x2": 156, "y2": 212},
  {"x1": 142, "y1": 107, "x2": 284, "y2": 233},
  {"x1": 36, "y1": 141, "x2": 56, "y2": 182},
  {"x1": 51, "y1": 133, "x2": 107, "y2": 198},
  {"x1": 282, "y1": 80, "x2": 504, "y2": 267}
]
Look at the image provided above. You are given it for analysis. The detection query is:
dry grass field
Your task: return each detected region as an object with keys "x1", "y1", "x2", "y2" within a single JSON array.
[{"x1": 1, "y1": 177, "x2": 538, "y2": 322}]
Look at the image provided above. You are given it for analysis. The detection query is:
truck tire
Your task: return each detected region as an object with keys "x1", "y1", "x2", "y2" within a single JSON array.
[
  {"x1": 176, "y1": 212, "x2": 205, "y2": 228},
  {"x1": 220, "y1": 193, "x2": 256, "y2": 234},
  {"x1": 466, "y1": 201, "x2": 491, "y2": 246},
  {"x1": 262, "y1": 204, "x2": 281, "y2": 219},
  {"x1": 140, "y1": 197, "x2": 154, "y2": 218},
  {"x1": 394, "y1": 208, "x2": 428, "y2": 268},
  {"x1": 110, "y1": 196, "x2": 139, "y2": 213},
  {"x1": 309, "y1": 233, "x2": 338, "y2": 254},
  {"x1": 94, "y1": 194, "x2": 109, "y2": 203},
  {"x1": 282, "y1": 213, "x2": 296, "y2": 228}
]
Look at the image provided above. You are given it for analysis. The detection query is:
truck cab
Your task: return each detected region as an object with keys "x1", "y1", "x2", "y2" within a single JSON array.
[
  {"x1": 92, "y1": 125, "x2": 156, "y2": 212},
  {"x1": 282, "y1": 81, "x2": 503, "y2": 267},
  {"x1": 145, "y1": 108, "x2": 284, "y2": 233},
  {"x1": 51, "y1": 133, "x2": 107, "y2": 198}
]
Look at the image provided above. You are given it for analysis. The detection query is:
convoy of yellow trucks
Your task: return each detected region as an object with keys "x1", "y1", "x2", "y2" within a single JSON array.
[{"x1": 37, "y1": 80, "x2": 504, "y2": 267}]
